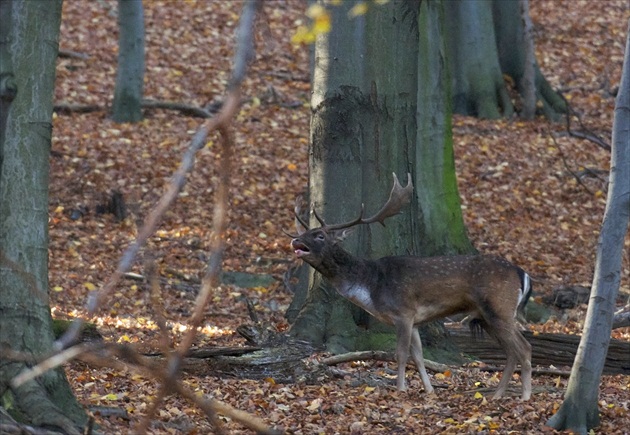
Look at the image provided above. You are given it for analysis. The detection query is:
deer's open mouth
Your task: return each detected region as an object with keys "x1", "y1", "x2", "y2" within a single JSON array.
[{"x1": 291, "y1": 240, "x2": 310, "y2": 257}]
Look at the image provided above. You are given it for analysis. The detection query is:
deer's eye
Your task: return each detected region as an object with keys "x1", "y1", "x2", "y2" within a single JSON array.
[{"x1": 315, "y1": 232, "x2": 325, "y2": 241}]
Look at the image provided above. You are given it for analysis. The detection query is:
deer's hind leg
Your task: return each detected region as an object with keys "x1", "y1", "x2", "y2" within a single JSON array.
[
  {"x1": 484, "y1": 320, "x2": 532, "y2": 400},
  {"x1": 513, "y1": 331, "x2": 532, "y2": 400}
]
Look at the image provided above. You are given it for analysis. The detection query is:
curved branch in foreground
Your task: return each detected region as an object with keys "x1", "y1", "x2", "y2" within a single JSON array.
[{"x1": 40, "y1": 0, "x2": 274, "y2": 433}]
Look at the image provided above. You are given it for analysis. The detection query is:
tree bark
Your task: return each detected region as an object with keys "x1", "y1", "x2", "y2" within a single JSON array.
[
  {"x1": 416, "y1": 0, "x2": 474, "y2": 256},
  {"x1": 547, "y1": 19, "x2": 630, "y2": 435},
  {"x1": 0, "y1": 1, "x2": 87, "y2": 432},
  {"x1": 111, "y1": 0, "x2": 145, "y2": 123},
  {"x1": 0, "y1": 0, "x2": 15, "y2": 145},
  {"x1": 518, "y1": 0, "x2": 536, "y2": 120},
  {"x1": 288, "y1": 0, "x2": 369, "y2": 352}
]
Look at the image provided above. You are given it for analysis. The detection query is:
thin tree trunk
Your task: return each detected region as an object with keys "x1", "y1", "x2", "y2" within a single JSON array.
[
  {"x1": 443, "y1": 0, "x2": 566, "y2": 120},
  {"x1": 112, "y1": 0, "x2": 145, "y2": 123},
  {"x1": 547, "y1": 19, "x2": 630, "y2": 434}
]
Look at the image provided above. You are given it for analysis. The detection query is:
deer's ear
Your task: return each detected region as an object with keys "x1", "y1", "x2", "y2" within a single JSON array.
[{"x1": 335, "y1": 228, "x2": 354, "y2": 241}]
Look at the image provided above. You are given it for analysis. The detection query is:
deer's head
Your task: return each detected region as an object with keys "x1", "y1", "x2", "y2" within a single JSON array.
[
  {"x1": 290, "y1": 227, "x2": 354, "y2": 268},
  {"x1": 288, "y1": 173, "x2": 413, "y2": 268}
]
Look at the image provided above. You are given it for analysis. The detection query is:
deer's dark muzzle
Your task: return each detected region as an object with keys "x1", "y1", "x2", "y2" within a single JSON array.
[{"x1": 291, "y1": 239, "x2": 310, "y2": 257}]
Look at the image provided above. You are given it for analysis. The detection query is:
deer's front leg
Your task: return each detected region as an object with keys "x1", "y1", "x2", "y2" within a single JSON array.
[
  {"x1": 410, "y1": 328, "x2": 434, "y2": 394},
  {"x1": 395, "y1": 322, "x2": 413, "y2": 391}
]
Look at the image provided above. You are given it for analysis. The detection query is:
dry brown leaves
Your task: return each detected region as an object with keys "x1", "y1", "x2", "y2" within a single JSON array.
[{"x1": 49, "y1": 0, "x2": 628, "y2": 433}]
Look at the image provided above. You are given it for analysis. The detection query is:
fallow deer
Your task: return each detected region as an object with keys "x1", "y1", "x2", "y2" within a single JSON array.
[{"x1": 289, "y1": 173, "x2": 533, "y2": 400}]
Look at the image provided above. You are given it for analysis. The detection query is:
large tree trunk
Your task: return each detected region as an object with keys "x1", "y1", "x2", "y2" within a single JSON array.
[
  {"x1": 492, "y1": 0, "x2": 567, "y2": 120},
  {"x1": 288, "y1": 0, "x2": 369, "y2": 353},
  {"x1": 111, "y1": 0, "x2": 145, "y2": 123},
  {"x1": 444, "y1": 0, "x2": 512, "y2": 119},
  {"x1": 547, "y1": 20, "x2": 630, "y2": 435},
  {"x1": 0, "y1": 1, "x2": 87, "y2": 432},
  {"x1": 443, "y1": 0, "x2": 566, "y2": 120},
  {"x1": 288, "y1": 0, "x2": 473, "y2": 355}
]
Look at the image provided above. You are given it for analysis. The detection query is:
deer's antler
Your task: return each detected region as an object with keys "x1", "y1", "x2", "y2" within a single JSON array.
[
  {"x1": 283, "y1": 196, "x2": 309, "y2": 238},
  {"x1": 294, "y1": 197, "x2": 310, "y2": 233},
  {"x1": 323, "y1": 172, "x2": 413, "y2": 231}
]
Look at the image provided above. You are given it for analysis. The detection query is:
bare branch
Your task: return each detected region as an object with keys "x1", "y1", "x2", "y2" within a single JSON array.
[
  {"x1": 10, "y1": 345, "x2": 90, "y2": 388},
  {"x1": 559, "y1": 93, "x2": 611, "y2": 151},
  {"x1": 174, "y1": 383, "x2": 278, "y2": 434},
  {"x1": 321, "y1": 350, "x2": 449, "y2": 373},
  {"x1": 230, "y1": 0, "x2": 261, "y2": 89},
  {"x1": 548, "y1": 130, "x2": 597, "y2": 196}
]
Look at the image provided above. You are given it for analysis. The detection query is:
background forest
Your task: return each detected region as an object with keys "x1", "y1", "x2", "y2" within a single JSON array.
[{"x1": 6, "y1": 0, "x2": 629, "y2": 433}]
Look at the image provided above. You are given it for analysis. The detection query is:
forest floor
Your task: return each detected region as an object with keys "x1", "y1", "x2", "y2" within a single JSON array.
[{"x1": 48, "y1": 0, "x2": 629, "y2": 433}]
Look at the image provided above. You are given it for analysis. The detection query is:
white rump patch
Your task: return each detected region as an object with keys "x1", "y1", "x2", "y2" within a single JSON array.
[{"x1": 517, "y1": 273, "x2": 531, "y2": 306}]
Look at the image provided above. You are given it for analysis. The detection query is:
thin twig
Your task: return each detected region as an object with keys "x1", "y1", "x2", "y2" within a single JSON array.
[
  {"x1": 559, "y1": 93, "x2": 611, "y2": 151},
  {"x1": 170, "y1": 0, "x2": 260, "y2": 371},
  {"x1": 547, "y1": 129, "x2": 596, "y2": 195}
]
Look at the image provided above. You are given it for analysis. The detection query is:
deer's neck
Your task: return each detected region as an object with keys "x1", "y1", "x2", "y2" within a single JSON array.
[
  {"x1": 316, "y1": 246, "x2": 371, "y2": 283},
  {"x1": 314, "y1": 247, "x2": 379, "y2": 314}
]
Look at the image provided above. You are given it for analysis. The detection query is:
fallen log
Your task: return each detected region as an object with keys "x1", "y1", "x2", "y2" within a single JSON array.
[{"x1": 446, "y1": 324, "x2": 630, "y2": 374}]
